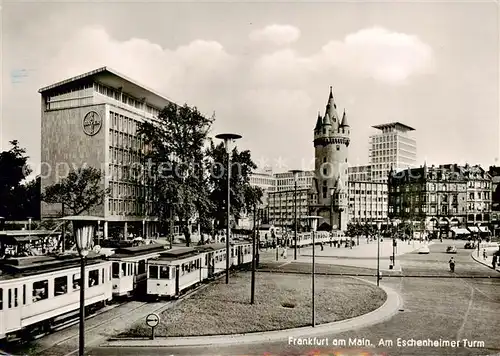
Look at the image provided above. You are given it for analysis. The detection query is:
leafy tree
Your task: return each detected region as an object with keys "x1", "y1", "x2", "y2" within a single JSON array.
[
  {"x1": 0, "y1": 140, "x2": 32, "y2": 227},
  {"x1": 138, "y1": 103, "x2": 214, "y2": 247},
  {"x1": 207, "y1": 142, "x2": 257, "y2": 231},
  {"x1": 42, "y1": 167, "x2": 109, "y2": 215}
]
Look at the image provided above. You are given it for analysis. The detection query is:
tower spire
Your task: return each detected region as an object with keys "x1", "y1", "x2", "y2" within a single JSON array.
[
  {"x1": 325, "y1": 86, "x2": 339, "y2": 130},
  {"x1": 340, "y1": 109, "x2": 349, "y2": 127}
]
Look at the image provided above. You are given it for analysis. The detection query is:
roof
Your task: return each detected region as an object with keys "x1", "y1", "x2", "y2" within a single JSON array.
[
  {"x1": 372, "y1": 122, "x2": 415, "y2": 132},
  {"x1": 0, "y1": 230, "x2": 55, "y2": 244},
  {"x1": 0, "y1": 252, "x2": 106, "y2": 279},
  {"x1": 155, "y1": 247, "x2": 200, "y2": 262},
  {"x1": 194, "y1": 243, "x2": 226, "y2": 252},
  {"x1": 111, "y1": 243, "x2": 166, "y2": 257},
  {"x1": 38, "y1": 66, "x2": 177, "y2": 110}
]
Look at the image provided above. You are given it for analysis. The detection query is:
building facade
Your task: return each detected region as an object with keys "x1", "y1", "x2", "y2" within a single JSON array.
[
  {"x1": 369, "y1": 122, "x2": 417, "y2": 182},
  {"x1": 348, "y1": 181, "x2": 388, "y2": 223},
  {"x1": 39, "y1": 67, "x2": 177, "y2": 238},
  {"x1": 309, "y1": 87, "x2": 350, "y2": 231},
  {"x1": 268, "y1": 188, "x2": 310, "y2": 228},
  {"x1": 388, "y1": 164, "x2": 492, "y2": 236},
  {"x1": 348, "y1": 165, "x2": 372, "y2": 182}
]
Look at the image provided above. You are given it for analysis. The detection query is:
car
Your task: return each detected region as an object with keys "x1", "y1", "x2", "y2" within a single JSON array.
[
  {"x1": 418, "y1": 246, "x2": 430, "y2": 254},
  {"x1": 446, "y1": 246, "x2": 457, "y2": 254},
  {"x1": 464, "y1": 241, "x2": 476, "y2": 249}
]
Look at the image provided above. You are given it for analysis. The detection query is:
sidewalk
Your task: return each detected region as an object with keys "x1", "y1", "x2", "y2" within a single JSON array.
[
  {"x1": 102, "y1": 281, "x2": 401, "y2": 348},
  {"x1": 471, "y1": 246, "x2": 500, "y2": 272}
]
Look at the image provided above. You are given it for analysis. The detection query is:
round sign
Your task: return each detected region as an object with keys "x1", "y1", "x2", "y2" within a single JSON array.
[
  {"x1": 146, "y1": 313, "x2": 160, "y2": 327},
  {"x1": 82, "y1": 111, "x2": 102, "y2": 136}
]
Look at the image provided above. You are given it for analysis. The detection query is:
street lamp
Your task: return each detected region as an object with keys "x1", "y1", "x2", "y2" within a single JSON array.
[
  {"x1": 27, "y1": 217, "x2": 33, "y2": 247},
  {"x1": 289, "y1": 169, "x2": 303, "y2": 260},
  {"x1": 376, "y1": 220, "x2": 383, "y2": 286},
  {"x1": 61, "y1": 216, "x2": 101, "y2": 356},
  {"x1": 302, "y1": 215, "x2": 322, "y2": 328},
  {"x1": 251, "y1": 202, "x2": 259, "y2": 304},
  {"x1": 391, "y1": 220, "x2": 398, "y2": 269},
  {"x1": 215, "y1": 133, "x2": 242, "y2": 285}
]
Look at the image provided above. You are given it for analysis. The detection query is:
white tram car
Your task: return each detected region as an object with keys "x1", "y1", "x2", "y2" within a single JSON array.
[
  {"x1": 292, "y1": 231, "x2": 343, "y2": 247},
  {"x1": 0, "y1": 253, "x2": 112, "y2": 340},
  {"x1": 146, "y1": 242, "x2": 253, "y2": 299},
  {"x1": 109, "y1": 244, "x2": 166, "y2": 297}
]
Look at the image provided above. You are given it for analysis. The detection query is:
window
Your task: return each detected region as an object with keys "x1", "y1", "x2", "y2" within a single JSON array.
[
  {"x1": 8, "y1": 289, "x2": 11, "y2": 308},
  {"x1": 54, "y1": 276, "x2": 68, "y2": 296},
  {"x1": 112, "y1": 262, "x2": 120, "y2": 278},
  {"x1": 149, "y1": 265, "x2": 158, "y2": 279},
  {"x1": 89, "y1": 270, "x2": 99, "y2": 287},
  {"x1": 0, "y1": 288, "x2": 2, "y2": 310},
  {"x1": 32, "y1": 280, "x2": 48, "y2": 302},
  {"x1": 138, "y1": 260, "x2": 146, "y2": 274},
  {"x1": 121, "y1": 263, "x2": 127, "y2": 277},
  {"x1": 159, "y1": 266, "x2": 170, "y2": 279},
  {"x1": 101, "y1": 268, "x2": 105, "y2": 284},
  {"x1": 73, "y1": 274, "x2": 81, "y2": 290},
  {"x1": 23, "y1": 285, "x2": 26, "y2": 305}
]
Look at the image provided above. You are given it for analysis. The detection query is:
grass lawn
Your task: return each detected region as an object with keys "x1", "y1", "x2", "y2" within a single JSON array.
[{"x1": 122, "y1": 271, "x2": 386, "y2": 337}]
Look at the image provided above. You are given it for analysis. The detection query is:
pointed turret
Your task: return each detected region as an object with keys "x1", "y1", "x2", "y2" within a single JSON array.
[
  {"x1": 322, "y1": 113, "x2": 332, "y2": 126},
  {"x1": 340, "y1": 109, "x2": 349, "y2": 127},
  {"x1": 324, "y1": 86, "x2": 339, "y2": 130},
  {"x1": 314, "y1": 111, "x2": 322, "y2": 131}
]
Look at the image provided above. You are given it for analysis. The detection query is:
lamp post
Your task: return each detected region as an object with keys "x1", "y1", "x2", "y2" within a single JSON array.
[
  {"x1": 289, "y1": 170, "x2": 303, "y2": 260},
  {"x1": 251, "y1": 201, "x2": 258, "y2": 304},
  {"x1": 302, "y1": 215, "x2": 322, "y2": 327},
  {"x1": 376, "y1": 220, "x2": 383, "y2": 286},
  {"x1": 216, "y1": 133, "x2": 242, "y2": 284},
  {"x1": 392, "y1": 220, "x2": 398, "y2": 268},
  {"x1": 61, "y1": 216, "x2": 101, "y2": 356}
]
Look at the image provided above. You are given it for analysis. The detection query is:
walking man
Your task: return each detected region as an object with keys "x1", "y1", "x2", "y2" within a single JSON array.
[{"x1": 449, "y1": 257, "x2": 455, "y2": 273}]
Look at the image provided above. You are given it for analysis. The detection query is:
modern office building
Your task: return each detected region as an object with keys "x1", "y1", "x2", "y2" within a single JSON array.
[
  {"x1": 388, "y1": 163, "x2": 492, "y2": 237},
  {"x1": 39, "y1": 67, "x2": 177, "y2": 238},
  {"x1": 348, "y1": 165, "x2": 372, "y2": 182},
  {"x1": 369, "y1": 122, "x2": 417, "y2": 182},
  {"x1": 348, "y1": 181, "x2": 388, "y2": 222}
]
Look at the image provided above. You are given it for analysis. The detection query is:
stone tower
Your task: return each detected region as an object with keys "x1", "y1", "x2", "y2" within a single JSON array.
[{"x1": 309, "y1": 87, "x2": 350, "y2": 231}]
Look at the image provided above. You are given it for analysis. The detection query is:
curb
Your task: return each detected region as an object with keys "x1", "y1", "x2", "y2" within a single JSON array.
[
  {"x1": 470, "y1": 250, "x2": 500, "y2": 272},
  {"x1": 102, "y1": 279, "x2": 402, "y2": 348}
]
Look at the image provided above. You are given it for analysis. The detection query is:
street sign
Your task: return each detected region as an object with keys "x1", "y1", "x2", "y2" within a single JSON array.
[{"x1": 146, "y1": 313, "x2": 160, "y2": 328}]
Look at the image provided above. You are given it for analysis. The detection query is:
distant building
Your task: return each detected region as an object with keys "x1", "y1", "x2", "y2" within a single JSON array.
[
  {"x1": 348, "y1": 181, "x2": 388, "y2": 223},
  {"x1": 388, "y1": 163, "x2": 492, "y2": 237},
  {"x1": 369, "y1": 122, "x2": 417, "y2": 183},
  {"x1": 348, "y1": 165, "x2": 372, "y2": 182}
]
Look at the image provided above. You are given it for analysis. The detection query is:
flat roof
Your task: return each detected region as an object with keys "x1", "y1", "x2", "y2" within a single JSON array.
[
  {"x1": 38, "y1": 66, "x2": 178, "y2": 110},
  {"x1": 372, "y1": 122, "x2": 415, "y2": 132}
]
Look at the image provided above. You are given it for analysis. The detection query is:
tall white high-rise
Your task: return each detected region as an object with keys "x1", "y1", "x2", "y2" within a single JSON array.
[{"x1": 369, "y1": 122, "x2": 417, "y2": 182}]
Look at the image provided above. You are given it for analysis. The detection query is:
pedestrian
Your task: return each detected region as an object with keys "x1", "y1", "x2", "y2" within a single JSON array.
[
  {"x1": 320, "y1": 242, "x2": 324, "y2": 251},
  {"x1": 449, "y1": 257, "x2": 455, "y2": 273},
  {"x1": 492, "y1": 254, "x2": 497, "y2": 270},
  {"x1": 483, "y1": 249, "x2": 487, "y2": 260},
  {"x1": 283, "y1": 246, "x2": 287, "y2": 259}
]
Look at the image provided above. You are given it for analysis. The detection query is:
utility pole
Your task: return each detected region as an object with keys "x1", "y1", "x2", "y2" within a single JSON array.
[
  {"x1": 251, "y1": 201, "x2": 256, "y2": 304},
  {"x1": 169, "y1": 206, "x2": 174, "y2": 249},
  {"x1": 61, "y1": 202, "x2": 65, "y2": 252}
]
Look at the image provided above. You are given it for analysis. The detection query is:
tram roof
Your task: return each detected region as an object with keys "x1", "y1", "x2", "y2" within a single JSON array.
[
  {"x1": 112, "y1": 243, "x2": 166, "y2": 257},
  {"x1": 194, "y1": 243, "x2": 226, "y2": 252},
  {"x1": 0, "y1": 253, "x2": 106, "y2": 279},
  {"x1": 0, "y1": 230, "x2": 56, "y2": 244}
]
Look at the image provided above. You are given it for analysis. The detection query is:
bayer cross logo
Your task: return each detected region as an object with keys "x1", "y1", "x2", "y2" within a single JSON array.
[{"x1": 82, "y1": 111, "x2": 102, "y2": 136}]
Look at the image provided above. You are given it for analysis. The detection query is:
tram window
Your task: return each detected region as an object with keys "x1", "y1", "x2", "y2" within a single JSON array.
[
  {"x1": 73, "y1": 274, "x2": 81, "y2": 290},
  {"x1": 89, "y1": 270, "x2": 99, "y2": 287},
  {"x1": 102, "y1": 268, "x2": 105, "y2": 284},
  {"x1": 23, "y1": 285, "x2": 26, "y2": 305},
  {"x1": 138, "y1": 260, "x2": 146, "y2": 274},
  {"x1": 159, "y1": 266, "x2": 169, "y2": 279},
  {"x1": 204, "y1": 255, "x2": 207, "y2": 266},
  {"x1": 149, "y1": 265, "x2": 158, "y2": 279},
  {"x1": 112, "y1": 262, "x2": 120, "y2": 278},
  {"x1": 14, "y1": 288, "x2": 18, "y2": 307},
  {"x1": 128, "y1": 264, "x2": 132, "y2": 276},
  {"x1": 8, "y1": 289, "x2": 11, "y2": 308},
  {"x1": 0, "y1": 288, "x2": 2, "y2": 310},
  {"x1": 121, "y1": 263, "x2": 126, "y2": 277},
  {"x1": 32, "y1": 280, "x2": 48, "y2": 302},
  {"x1": 54, "y1": 276, "x2": 68, "y2": 296}
]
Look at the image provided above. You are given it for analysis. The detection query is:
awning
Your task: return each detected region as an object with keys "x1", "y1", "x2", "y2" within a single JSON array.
[
  {"x1": 451, "y1": 228, "x2": 470, "y2": 235},
  {"x1": 478, "y1": 226, "x2": 490, "y2": 233},
  {"x1": 467, "y1": 226, "x2": 479, "y2": 233}
]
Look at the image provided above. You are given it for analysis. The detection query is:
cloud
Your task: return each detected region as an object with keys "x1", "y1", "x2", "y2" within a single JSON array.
[
  {"x1": 43, "y1": 26, "x2": 237, "y2": 104},
  {"x1": 318, "y1": 27, "x2": 434, "y2": 84},
  {"x1": 249, "y1": 24, "x2": 301, "y2": 46},
  {"x1": 251, "y1": 26, "x2": 434, "y2": 86}
]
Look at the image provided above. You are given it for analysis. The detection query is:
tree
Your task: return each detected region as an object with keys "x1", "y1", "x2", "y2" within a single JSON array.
[
  {"x1": 0, "y1": 140, "x2": 32, "y2": 227},
  {"x1": 207, "y1": 142, "x2": 258, "y2": 231},
  {"x1": 42, "y1": 167, "x2": 109, "y2": 215},
  {"x1": 138, "y1": 103, "x2": 214, "y2": 247}
]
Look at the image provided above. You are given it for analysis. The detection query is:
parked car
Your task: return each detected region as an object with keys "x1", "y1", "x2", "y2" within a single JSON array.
[
  {"x1": 418, "y1": 246, "x2": 430, "y2": 254},
  {"x1": 464, "y1": 241, "x2": 476, "y2": 249},
  {"x1": 446, "y1": 245, "x2": 457, "y2": 254}
]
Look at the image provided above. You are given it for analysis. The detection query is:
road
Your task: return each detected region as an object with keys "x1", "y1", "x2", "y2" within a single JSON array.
[{"x1": 8, "y1": 239, "x2": 500, "y2": 356}]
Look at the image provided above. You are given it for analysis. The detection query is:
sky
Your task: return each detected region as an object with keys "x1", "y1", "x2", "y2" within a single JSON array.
[{"x1": 1, "y1": 0, "x2": 499, "y2": 178}]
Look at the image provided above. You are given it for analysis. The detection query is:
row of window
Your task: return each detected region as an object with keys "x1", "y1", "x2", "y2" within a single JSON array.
[
  {"x1": 46, "y1": 97, "x2": 93, "y2": 110},
  {"x1": 107, "y1": 198, "x2": 153, "y2": 216},
  {"x1": 98, "y1": 85, "x2": 161, "y2": 117},
  {"x1": 0, "y1": 268, "x2": 106, "y2": 310},
  {"x1": 112, "y1": 261, "x2": 146, "y2": 278},
  {"x1": 109, "y1": 130, "x2": 147, "y2": 152},
  {"x1": 350, "y1": 211, "x2": 387, "y2": 217},
  {"x1": 110, "y1": 182, "x2": 150, "y2": 200}
]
